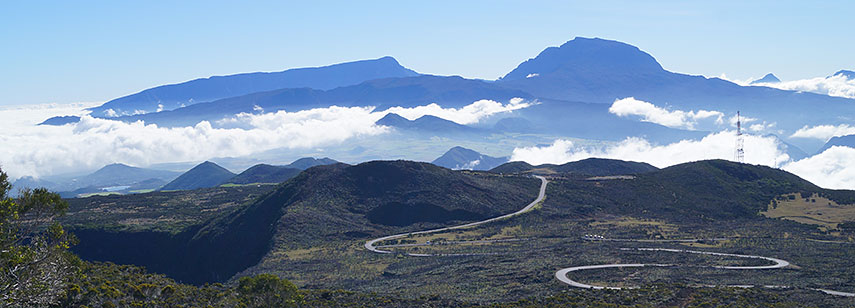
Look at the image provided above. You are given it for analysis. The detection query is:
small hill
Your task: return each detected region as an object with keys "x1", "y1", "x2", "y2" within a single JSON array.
[
  {"x1": 490, "y1": 158, "x2": 657, "y2": 176},
  {"x1": 489, "y1": 161, "x2": 535, "y2": 174},
  {"x1": 284, "y1": 157, "x2": 339, "y2": 170},
  {"x1": 750, "y1": 73, "x2": 781, "y2": 84},
  {"x1": 159, "y1": 161, "x2": 236, "y2": 191},
  {"x1": 431, "y1": 146, "x2": 508, "y2": 170},
  {"x1": 817, "y1": 134, "x2": 855, "y2": 154},
  {"x1": 225, "y1": 164, "x2": 302, "y2": 185}
]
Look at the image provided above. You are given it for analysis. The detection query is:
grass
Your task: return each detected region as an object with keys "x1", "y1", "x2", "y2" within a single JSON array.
[{"x1": 762, "y1": 193, "x2": 855, "y2": 229}]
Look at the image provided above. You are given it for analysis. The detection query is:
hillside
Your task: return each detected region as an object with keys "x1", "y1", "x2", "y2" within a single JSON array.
[
  {"x1": 69, "y1": 160, "x2": 540, "y2": 284},
  {"x1": 431, "y1": 146, "x2": 509, "y2": 170},
  {"x1": 490, "y1": 158, "x2": 658, "y2": 176},
  {"x1": 59, "y1": 158, "x2": 855, "y2": 302},
  {"x1": 225, "y1": 164, "x2": 302, "y2": 185},
  {"x1": 160, "y1": 161, "x2": 236, "y2": 191}
]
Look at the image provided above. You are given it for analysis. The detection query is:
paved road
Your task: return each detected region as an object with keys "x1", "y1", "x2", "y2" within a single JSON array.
[
  {"x1": 556, "y1": 244, "x2": 855, "y2": 297},
  {"x1": 364, "y1": 175, "x2": 547, "y2": 256}
]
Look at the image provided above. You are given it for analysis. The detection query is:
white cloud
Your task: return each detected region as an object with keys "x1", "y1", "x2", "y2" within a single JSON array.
[
  {"x1": 511, "y1": 133, "x2": 855, "y2": 189},
  {"x1": 511, "y1": 132, "x2": 788, "y2": 168},
  {"x1": 791, "y1": 124, "x2": 855, "y2": 141},
  {"x1": 783, "y1": 146, "x2": 855, "y2": 189},
  {"x1": 608, "y1": 97, "x2": 724, "y2": 129},
  {"x1": 384, "y1": 98, "x2": 533, "y2": 125},
  {"x1": 526, "y1": 73, "x2": 539, "y2": 78},
  {"x1": 0, "y1": 99, "x2": 533, "y2": 180},
  {"x1": 754, "y1": 74, "x2": 855, "y2": 99}
]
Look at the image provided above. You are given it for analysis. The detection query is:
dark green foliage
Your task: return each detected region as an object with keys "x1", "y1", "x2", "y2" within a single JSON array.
[
  {"x1": 0, "y1": 168, "x2": 76, "y2": 306},
  {"x1": 236, "y1": 274, "x2": 302, "y2": 307}
]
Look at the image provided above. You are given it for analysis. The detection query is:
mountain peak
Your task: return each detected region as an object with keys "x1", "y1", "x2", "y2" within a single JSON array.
[
  {"x1": 750, "y1": 73, "x2": 781, "y2": 84},
  {"x1": 159, "y1": 161, "x2": 236, "y2": 191},
  {"x1": 832, "y1": 70, "x2": 855, "y2": 80},
  {"x1": 501, "y1": 37, "x2": 664, "y2": 81}
]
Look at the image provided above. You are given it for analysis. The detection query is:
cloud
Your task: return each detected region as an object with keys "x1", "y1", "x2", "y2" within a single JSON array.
[
  {"x1": 0, "y1": 99, "x2": 532, "y2": 179},
  {"x1": 608, "y1": 97, "x2": 724, "y2": 129},
  {"x1": 383, "y1": 98, "x2": 533, "y2": 125},
  {"x1": 511, "y1": 132, "x2": 788, "y2": 168},
  {"x1": 754, "y1": 74, "x2": 855, "y2": 99},
  {"x1": 511, "y1": 132, "x2": 855, "y2": 189},
  {"x1": 782, "y1": 146, "x2": 855, "y2": 189},
  {"x1": 791, "y1": 124, "x2": 855, "y2": 141}
]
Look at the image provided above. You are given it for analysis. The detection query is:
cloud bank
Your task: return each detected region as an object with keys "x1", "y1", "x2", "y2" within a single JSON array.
[
  {"x1": 754, "y1": 74, "x2": 855, "y2": 99},
  {"x1": 0, "y1": 99, "x2": 529, "y2": 179},
  {"x1": 510, "y1": 133, "x2": 855, "y2": 190},
  {"x1": 791, "y1": 124, "x2": 855, "y2": 141},
  {"x1": 384, "y1": 98, "x2": 533, "y2": 125},
  {"x1": 608, "y1": 97, "x2": 723, "y2": 130}
]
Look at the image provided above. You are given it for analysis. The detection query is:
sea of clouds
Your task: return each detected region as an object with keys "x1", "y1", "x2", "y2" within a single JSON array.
[
  {"x1": 1, "y1": 96, "x2": 853, "y2": 190},
  {"x1": 510, "y1": 97, "x2": 855, "y2": 189},
  {"x1": 0, "y1": 99, "x2": 531, "y2": 180}
]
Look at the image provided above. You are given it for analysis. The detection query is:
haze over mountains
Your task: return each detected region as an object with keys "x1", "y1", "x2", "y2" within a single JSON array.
[{"x1": 14, "y1": 37, "x2": 855, "y2": 190}]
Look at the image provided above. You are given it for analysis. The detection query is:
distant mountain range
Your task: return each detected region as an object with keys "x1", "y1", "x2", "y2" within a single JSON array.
[
  {"x1": 13, "y1": 163, "x2": 180, "y2": 197},
  {"x1": 817, "y1": 134, "x2": 855, "y2": 154},
  {"x1": 376, "y1": 113, "x2": 482, "y2": 135},
  {"x1": 39, "y1": 37, "x2": 855, "y2": 155},
  {"x1": 431, "y1": 146, "x2": 508, "y2": 170},
  {"x1": 89, "y1": 56, "x2": 418, "y2": 117}
]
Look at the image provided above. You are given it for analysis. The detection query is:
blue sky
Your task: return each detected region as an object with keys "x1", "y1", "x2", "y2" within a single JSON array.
[{"x1": 1, "y1": 1, "x2": 852, "y2": 106}]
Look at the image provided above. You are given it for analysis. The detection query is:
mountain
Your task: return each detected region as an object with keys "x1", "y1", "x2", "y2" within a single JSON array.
[
  {"x1": 431, "y1": 146, "x2": 509, "y2": 170},
  {"x1": 87, "y1": 57, "x2": 418, "y2": 117},
  {"x1": 13, "y1": 163, "x2": 180, "y2": 194},
  {"x1": 497, "y1": 37, "x2": 855, "y2": 136},
  {"x1": 284, "y1": 157, "x2": 339, "y2": 170},
  {"x1": 159, "y1": 161, "x2": 236, "y2": 191},
  {"x1": 78, "y1": 163, "x2": 181, "y2": 187},
  {"x1": 376, "y1": 113, "x2": 482, "y2": 135},
  {"x1": 817, "y1": 134, "x2": 855, "y2": 154},
  {"x1": 832, "y1": 70, "x2": 855, "y2": 79},
  {"x1": 67, "y1": 160, "x2": 540, "y2": 284},
  {"x1": 83, "y1": 75, "x2": 532, "y2": 127},
  {"x1": 490, "y1": 158, "x2": 658, "y2": 176},
  {"x1": 224, "y1": 164, "x2": 302, "y2": 185},
  {"x1": 750, "y1": 73, "x2": 781, "y2": 84}
]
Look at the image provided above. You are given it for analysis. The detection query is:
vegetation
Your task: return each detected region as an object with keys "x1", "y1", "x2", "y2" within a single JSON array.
[
  {"x1": 7, "y1": 160, "x2": 855, "y2": 306},
  {"x1": 490, "y1": 157, "x2": 658, "y2": 176},
  {"x1": 0, "y1": 169, "x2": 75, "y2": 306}
]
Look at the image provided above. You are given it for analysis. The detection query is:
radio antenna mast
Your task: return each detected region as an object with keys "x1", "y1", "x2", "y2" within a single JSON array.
[{"x1": 735, "y1": 111, "x2": 745, "y2": 163}]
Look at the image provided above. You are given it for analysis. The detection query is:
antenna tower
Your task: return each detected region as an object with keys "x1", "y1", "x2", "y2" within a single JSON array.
[{"x1": 735, "y1": 111, "x2": 745, "y2": 163}]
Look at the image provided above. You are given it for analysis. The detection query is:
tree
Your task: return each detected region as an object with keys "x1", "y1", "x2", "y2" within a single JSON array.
[
  {"x1": 0, "y1": 168, "x2": 75, "y2": 307},
  {"x1": 236, "y1": 274, "x2": 302, "y2": 308}
]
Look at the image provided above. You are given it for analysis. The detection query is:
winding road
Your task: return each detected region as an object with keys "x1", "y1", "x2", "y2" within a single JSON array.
[
  {"x1": 362, "y1": 174, "x2": 854, "y2": 297},
  {"x1": 364, "y1": 175, "x2": 547, "y2": 256},
  {"x1": 555, "y1": 244, "x2": 854, "y2": 297}
]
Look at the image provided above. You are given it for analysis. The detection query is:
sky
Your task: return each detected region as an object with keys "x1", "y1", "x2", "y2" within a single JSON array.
[{"x1": 1, "y1": 0, "x2": 853, "y2": 106}]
